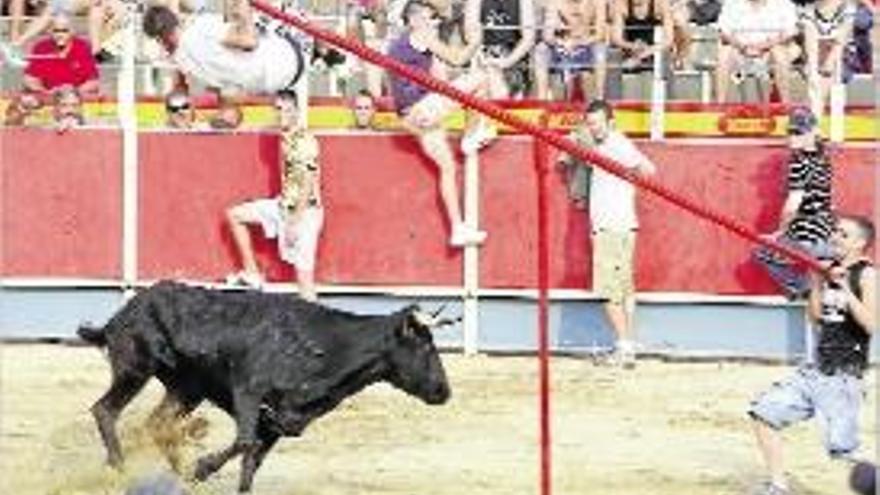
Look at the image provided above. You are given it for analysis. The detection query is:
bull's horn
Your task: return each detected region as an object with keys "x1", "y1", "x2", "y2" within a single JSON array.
[
  {"x1": 412, "y1": 309, "x2": 438, "y2": 327},
  {"x1": 434, "y1": 315, "x2": 463, "y2": 328},
  {"x1": 430, "y1": 303, "x2": 449, "y2": 319}
]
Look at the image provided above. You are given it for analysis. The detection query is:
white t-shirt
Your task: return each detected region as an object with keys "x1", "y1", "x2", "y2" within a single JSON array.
[
  {"x1": 718, "y1": 0, "x2": 799, "y2": 45},
  {"x1": 174, "y1": 14, "x2": 302, "y2": 94},
  {"x1": 589, "y1": 130, "x2": 650, "y2": 232}
]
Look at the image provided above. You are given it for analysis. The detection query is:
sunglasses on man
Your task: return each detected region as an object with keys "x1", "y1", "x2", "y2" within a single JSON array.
[{"x1": 166, "y1": 103, "x2": 190, "y2": 114}]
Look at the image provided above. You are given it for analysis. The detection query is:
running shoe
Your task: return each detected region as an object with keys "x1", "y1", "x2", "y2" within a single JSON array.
[{"x1": 449, "y1": 224, "x2": 487, "y2": 247}]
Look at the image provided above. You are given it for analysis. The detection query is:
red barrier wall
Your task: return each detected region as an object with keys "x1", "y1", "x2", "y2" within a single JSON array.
[
  {"x1": 138, "y1": 132, "x2": 462, "y2": 285},
  {"x1": 1, "y1": 128, "x2": 122, "y2": 277},
  {"x1": 2, "y1": 129, "x2": 875, "y2": 295},
  {"x1": 483, "y1": 142, "x2": 876, "y2": 293}
]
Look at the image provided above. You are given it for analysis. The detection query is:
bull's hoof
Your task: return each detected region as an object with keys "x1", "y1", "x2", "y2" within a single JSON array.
[
  {"x1": 193, "y1": 458, "x2": 215, "y2": 482},
  {"x1": 107, "y1": 455, "x2": 124, "y2": 470}
]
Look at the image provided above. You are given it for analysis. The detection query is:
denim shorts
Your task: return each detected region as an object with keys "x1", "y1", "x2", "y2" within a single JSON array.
[
  {"x1": 549, "y1": 43, "x2": 607, "y2": 72},
  {"x1": 748, "y1": 366, "x2": 864, "y2": 456}
]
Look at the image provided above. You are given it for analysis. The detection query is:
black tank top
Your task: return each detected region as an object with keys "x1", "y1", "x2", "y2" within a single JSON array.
[
  {"x1": 481, "y1": 0, "x2": 522, "y2": 51},
  {"x1": 816, "y1": 259, "x2": 873, "y2": 377},
  {"x1": 624, "y1": 0, "x2": 660, "y2": 45}
]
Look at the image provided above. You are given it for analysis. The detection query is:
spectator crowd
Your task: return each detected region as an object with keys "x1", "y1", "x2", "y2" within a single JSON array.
[{"x1": 0, "y1": 0, "x2": 875, "y2": 130}]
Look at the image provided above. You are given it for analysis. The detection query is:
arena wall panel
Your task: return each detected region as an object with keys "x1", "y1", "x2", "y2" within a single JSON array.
[
  {"x1": 2, "y1": 130, "x2": 875, "y2": 296},
  {"x1": 481, "y1": 140, "x2": 876, "y2": 294},
  {"x1": 137, "y1": 132, "x2": 463, "y2": 285},
  {"x1": 0, "y1": 128, "x2": 122, "y2": 277}
]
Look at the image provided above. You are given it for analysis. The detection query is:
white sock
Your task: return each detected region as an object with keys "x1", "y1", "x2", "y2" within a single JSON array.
[{"x1": 616, "y1": 340, "x2": 635, "y2": 352}]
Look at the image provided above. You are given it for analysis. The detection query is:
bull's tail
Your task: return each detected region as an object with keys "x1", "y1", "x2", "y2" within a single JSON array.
[{"x1": 77, "y1": 324, "x2": 108, "y2": 347}]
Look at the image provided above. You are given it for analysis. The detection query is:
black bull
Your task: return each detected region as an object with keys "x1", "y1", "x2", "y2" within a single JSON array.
[{"x1": 78, "y1": 280, "x2": 452, "y2": 492}]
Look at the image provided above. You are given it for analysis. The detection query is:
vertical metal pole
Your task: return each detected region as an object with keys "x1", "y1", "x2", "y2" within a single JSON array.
[
  {"x1": 463, "y1": 151, "x2": 481, "y2": 355},
  {"x1": 649, "y1": 26, "x2": 665, "y2": 141},
  {"x1": 536, "y1": 112, "x2": 552, "y2": 495},
  {"x1": 120, "y1": 3, "x2": 138, "y2": 297},
  {"x1": 829, "y1": 82, "x2": 845, "y2": 143}
]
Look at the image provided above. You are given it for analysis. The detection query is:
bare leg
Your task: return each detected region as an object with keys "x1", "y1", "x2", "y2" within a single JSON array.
[
  {"x1": 417, "y1": 128, "x2": 462, "y2": 229},
  {"x1": 534, "y1": 43, "x2": 552, "y2": 100},
  {"x1": 753, "y1": 418, "x2": 788, "y2": 489},
  {"x1": 770, "y1": 44, "x2": 792, "y2": 104},
  {"x1": 593, "y1": 51, "x2": 608, "y2": 100},
  {"x1": 365, "y1": 38, "x2": 385, "y2": 97},
  {"x1": 12, "y1": 8, "x2": 51, "y2": 47},
  {"x1": 226, "y1": 206, "x2": 261, "y2": 275},
  {"x1": 297, "y1": 269, "x2": 316, "y2": 302},
  {"x1": 715, "y1": 44, "x2": 735, "y2": 103},
  {"x1": 87, "y1": 0, "x2": 105, "y2": 54},
  {"x1": 604, "y1": 301, "x2": 631, "y2": 343},
  {"x1": 487, "y1": 66, "x2": 510, "y2": 100},
  {"x1": 9, "y1": 0, "x2": 26, "y2": 41}
]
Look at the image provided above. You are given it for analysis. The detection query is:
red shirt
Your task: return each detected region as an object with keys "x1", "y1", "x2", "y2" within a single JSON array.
[{"x1": 24, "y1": 37, "x2": 99, "y2": 90}]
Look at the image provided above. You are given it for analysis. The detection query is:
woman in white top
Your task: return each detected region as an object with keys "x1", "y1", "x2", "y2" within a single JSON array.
[
  {"x1": 142, "y1": 0, "x2": 305, "y2": 127},
  {"x1": 800, "y1": 0, "x2": 857, "y2": 117}
]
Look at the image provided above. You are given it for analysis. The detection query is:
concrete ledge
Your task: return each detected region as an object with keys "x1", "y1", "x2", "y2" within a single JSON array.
[{"x1": 2, "y1": 285, "x2": 876, "y2": 360}]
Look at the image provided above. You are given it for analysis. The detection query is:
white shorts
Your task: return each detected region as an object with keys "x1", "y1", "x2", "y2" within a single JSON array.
[{"x1": 239, "y1": 198, "x2": 324, "y2": 271}]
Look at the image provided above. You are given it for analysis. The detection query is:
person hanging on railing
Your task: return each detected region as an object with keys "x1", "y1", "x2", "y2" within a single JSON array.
[
  {"x1": 800, "y1": 0, "x2": 857, "y2": 117},
  {"x1": 387, "y1": 0, "x2": 496, "y2": 247},
  {"x1": 142, "y1": 0, "x2": 306, "y2": 128},
  {"x1": 714, "y1": 0, "x2": 799, "y2": 103},
  {"x1": 753, "y1": 106, "x2": 836, "y2": 300},
  {"x1": 534, "y1": 0, "x2": 606, "y2": 100},
  {"x1": 608, "y1": 0, "x2": 675, "y2": 99},
  {"x1": 748, "y1": 214, "x2": 876, "y2": 495}
]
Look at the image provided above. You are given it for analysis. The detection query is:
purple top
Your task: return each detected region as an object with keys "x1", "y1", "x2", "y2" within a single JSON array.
[{"x1": 387, "y1": 33, "x2": 432, "y2": 115}]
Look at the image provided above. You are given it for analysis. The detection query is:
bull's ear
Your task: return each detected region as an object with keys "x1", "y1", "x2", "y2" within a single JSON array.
[{"x1": 396, "y1": 312, "x2": 417, "y2": 340}]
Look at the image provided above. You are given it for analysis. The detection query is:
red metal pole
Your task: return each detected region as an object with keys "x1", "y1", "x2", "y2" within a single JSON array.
[
  {"x1": 250, "y1": 0, "x2": 824, "y2": 274},
  {"x1": 535, "y1": 111, "x2": 552, "y2": 495}
]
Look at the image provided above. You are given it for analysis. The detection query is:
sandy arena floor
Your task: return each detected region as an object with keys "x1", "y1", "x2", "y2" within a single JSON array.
[{"x1": 1, "y1": 344, "x2": 876, "y2": 495}]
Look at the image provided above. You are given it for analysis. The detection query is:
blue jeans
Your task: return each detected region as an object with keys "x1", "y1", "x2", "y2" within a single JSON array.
[{"x1": 753, "y1": 234, "x2": 832, "y2": 298}]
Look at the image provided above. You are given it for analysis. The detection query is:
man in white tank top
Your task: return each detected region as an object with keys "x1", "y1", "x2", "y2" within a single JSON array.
[{"x1": 143, "y1": 1, "x2": 305, "y2": 126}]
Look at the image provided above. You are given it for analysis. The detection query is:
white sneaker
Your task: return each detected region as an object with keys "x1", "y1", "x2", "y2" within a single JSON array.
[
  {"x1": 612, "y1": 341, "x2": 637, "y2": 370},
  {"x1": 225, "y1": 271, "x2": 265, "y2": 289},
  {"x1": 449, "y1": 224, "x2": 487, "y2": 247},
  {"x1": 461, "y1": 120, "x2": 498, "y2": 155}
]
